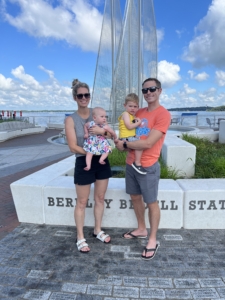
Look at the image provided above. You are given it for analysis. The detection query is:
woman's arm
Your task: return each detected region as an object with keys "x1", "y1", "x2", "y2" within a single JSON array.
[
  {"x1": 103, "y1": 125, "x2": 117, "y2": 139},
  {"x1": 88, "y1": 125, "x2": 106, "y2": 136},
  {"x1": 84, "y1": 122, "x2": 90, "y2": 139},
  {"x1": 65, "y1": 116, "x2": 86, "y2": 154},
  {"x1": 123, "y1": 112, "x2": 141, "y2": 129}
]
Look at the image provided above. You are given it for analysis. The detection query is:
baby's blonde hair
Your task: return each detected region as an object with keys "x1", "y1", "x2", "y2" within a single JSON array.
[
  {"x1": 124, "y1": 93, "x2": 139, "y2": 105},
  {"x1": 92, "y1": 107, "x2": 105, "y2": 117}
]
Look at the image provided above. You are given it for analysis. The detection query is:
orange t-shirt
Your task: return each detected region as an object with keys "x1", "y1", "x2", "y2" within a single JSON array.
[{"x1": 126, "y1": 106, "x2": 171, "y2": 167}]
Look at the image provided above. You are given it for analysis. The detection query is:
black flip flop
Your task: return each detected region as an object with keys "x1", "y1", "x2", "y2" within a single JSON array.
[
  {"x1": 141, "y1": 243, "x2": 159, "y2": 260},
  {"x1": 122, "y1": 230, "x2": 147, "y2": 239}
]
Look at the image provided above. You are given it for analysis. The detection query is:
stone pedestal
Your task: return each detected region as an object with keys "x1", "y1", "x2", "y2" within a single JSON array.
[
  {"x1": 219, "y1": 120, "x2": 225, "y2": 143},
  {"x1": 162, "y1": 136, "x2": 196, "y2": 178},
  {"x1": 177, "y1": 179, "x2": 225, "y2": 229}
]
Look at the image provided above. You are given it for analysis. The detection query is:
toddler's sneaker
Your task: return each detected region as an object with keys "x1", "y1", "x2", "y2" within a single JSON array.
[{"x1": 132, "y1": 163, "x2": 147, "y2": 175}]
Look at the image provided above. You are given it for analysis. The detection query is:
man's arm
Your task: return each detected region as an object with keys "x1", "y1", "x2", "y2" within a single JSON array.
[{"x1": 115, "y1": 129, "x2": 163, "y2": 151}]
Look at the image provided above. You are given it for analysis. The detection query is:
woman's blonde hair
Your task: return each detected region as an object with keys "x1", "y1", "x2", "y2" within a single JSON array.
[{"x1": 71, "y1": 79, "x2": 90, "y2": 98}]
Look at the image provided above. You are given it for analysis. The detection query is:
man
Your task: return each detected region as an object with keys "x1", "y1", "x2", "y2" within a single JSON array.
[{"x1": 115, "y1": 78, "x2": 171, "y2": 260}]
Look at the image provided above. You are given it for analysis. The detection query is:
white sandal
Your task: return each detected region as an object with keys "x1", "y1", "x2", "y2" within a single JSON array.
[
  {"x1": 76, "y1": 238, "x2": 90, "y2": 253},
  {"x1": 93, "y1": 231, "x2": 111, "y2": 243}
]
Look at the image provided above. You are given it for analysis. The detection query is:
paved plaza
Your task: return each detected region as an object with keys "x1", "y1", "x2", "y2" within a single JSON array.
[{"x1": 0, "y1": 130, "x2": 225, "y2": 299}]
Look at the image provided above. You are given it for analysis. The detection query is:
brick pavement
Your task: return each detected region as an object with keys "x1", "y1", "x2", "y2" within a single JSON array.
[
  {"x1": 0, "y1": 129, "x2": 71, "y2": 239},
  {"x1": 0, "y1": 157, "x2": 70, "y2": 240},
  {"x1": 0, "y1": 224, "x2": 225, "y2": 299}
]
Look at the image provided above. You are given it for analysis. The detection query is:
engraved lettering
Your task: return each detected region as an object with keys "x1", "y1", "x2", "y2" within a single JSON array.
[
  {"x1": 189, "y1": 200, "x2": 196, "y2": 210},
  {"x1": 104, "y1": 199, "x2": 113, "y2": 208},
  {"x1": 129, "y1": 200, "x2": 134, "y2": 209},
  {"x1": 170, "y1": 201, "x2": 178, "y2": 210},
  {"x1": 56, "y1": 197, "x2": 64, "y2": 207},
  {"x1": 65, "y1": 198, "x2": 73, "y2": 207},
  {"x1": 120, "y1": 199, "x2": 127, "y2": 209},
  {"x1": 86, "y1": 199, "x2": 92, "y2": 208},
  {"x1": 48, "y1": 197, "x2": 55, "y2": 206},
  {"x1": 161, "y1": 200, "x2": 168, "y2": 210},
  {"x1": 207, "y1": 200, "x2": 217, "y2": 210},
  {"x1": 219, "y1": 200, "x2": 225, "y2": 209},
  {"x1": 198, "y1": 200, "x2": 206, "y2": 210}
]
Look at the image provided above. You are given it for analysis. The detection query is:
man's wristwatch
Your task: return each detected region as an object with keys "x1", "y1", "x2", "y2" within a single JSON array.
[{"x1": 123, "y1": 141, "x2": 128, "y2": 149}]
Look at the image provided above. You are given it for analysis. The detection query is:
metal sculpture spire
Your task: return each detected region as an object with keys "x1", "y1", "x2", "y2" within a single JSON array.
[{"x1": 91, "y1": 0, "x2": 157, "y2": 124}]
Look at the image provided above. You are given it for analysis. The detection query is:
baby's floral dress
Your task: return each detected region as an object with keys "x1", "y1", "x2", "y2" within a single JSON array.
[{"x1": 83, "y1": 121, "x2": 112, "y2": 155}]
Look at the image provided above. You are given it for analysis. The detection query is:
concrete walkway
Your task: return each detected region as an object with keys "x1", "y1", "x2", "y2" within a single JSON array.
[{"x1": 0, "y1": 130, "x2": 225, "y2": 299}]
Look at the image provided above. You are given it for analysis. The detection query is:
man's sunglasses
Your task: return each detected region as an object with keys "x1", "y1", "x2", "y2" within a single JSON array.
[
  {"x1": 76, "y1": 93, "x2": 91, "y2": 99},
  {"x1": 142, "y1": 86, "x2": 159, "y2": 94}
]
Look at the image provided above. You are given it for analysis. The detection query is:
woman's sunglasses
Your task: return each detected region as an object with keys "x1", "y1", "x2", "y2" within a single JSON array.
[
  {"x1": 142, "y1": 86, "x2": 159, "y2": 94},
  {"x1": 76, "y1": 93, "x2": 91, "y2": 99}
]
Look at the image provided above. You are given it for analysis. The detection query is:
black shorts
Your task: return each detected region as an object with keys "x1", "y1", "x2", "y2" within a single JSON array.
[{"x1": 74, "y1": 155, "x2": 112, "y2": 185}]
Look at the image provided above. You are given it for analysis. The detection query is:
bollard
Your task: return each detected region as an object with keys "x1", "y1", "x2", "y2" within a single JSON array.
[{"x1": 219, "y1": 120, "x2": 225, "y2": 143}]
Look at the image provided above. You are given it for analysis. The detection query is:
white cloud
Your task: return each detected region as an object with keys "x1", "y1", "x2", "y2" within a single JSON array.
[
  {"x1": 175, "y1": 29, "x2": 185, "y2": 38},
  {"x1": 188, "y1": 70, "x2": 195, "y2": 79},
  {"x1": 157, "y1": 29, "x2": 164, "y2": 46},
  {"x1": 1, "y1": 0, "x2": 103, "y2": 52},
  {"x1": 158, "y1": 60, "x2": 181, "y2": 88},
  {"x1": 182, "y1": 0, "x2": 225, "y2": 68},
  {"x1": 0, "y1": 65, "x2": 73, "y2": 110},
  {"x1": 0, "y1": 74, "x2": 13, "y2": 89},
  {"x1": 215, "y1": 70, "x2": 225, "y2": 86},
  {"x1": 38, "y1": 65, "x2": 54, "y2": 79},
  {"x1": 188, "y1": 70, "x2": 209, "y2": 82},
  {"x1": 11, "y1": 66, "x2": 41, "y2": 89},
  {"x1": 160, "y1": 84, "x2": 225, "y2": 109},
  {"x1": 92, "y1": 0, "x2": 103, "y2": 6},
  {"x1": 183, "y1": 83, "x2": 196, "y2": 94},
  {"x1": 194, "y1": 72, "x2": 209, "y2": 82}
]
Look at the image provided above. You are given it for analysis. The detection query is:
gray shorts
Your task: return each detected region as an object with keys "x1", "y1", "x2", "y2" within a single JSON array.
[{"x1": 125, "y1": 162, "x2": 160, "y2": 204}]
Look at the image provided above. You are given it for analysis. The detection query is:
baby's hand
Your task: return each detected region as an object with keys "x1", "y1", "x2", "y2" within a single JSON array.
[{"x1": 133, "y1": 118, "x2": 141, "y2": 125}]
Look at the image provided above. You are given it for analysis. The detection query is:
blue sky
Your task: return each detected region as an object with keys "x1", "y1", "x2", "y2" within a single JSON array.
[{"x1": 0, "y1": 0, "x2": 225, "y2": 111}]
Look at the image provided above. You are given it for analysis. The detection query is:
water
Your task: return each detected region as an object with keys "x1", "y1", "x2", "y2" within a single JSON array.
[
  {"x1": 16, "y1": 111, "x2": 225, "y2": 127},
  {"x1": 20, "y1": 111, "x2": 73, "y2": 127}
]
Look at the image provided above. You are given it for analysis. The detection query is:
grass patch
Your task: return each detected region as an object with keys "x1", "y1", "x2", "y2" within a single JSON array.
[
  {"x1": 108, "y1": 148, "x2": 127, "y2": 167},
  {"x1": 182, "y1": 134, "x2": 225, "y2": 178}
]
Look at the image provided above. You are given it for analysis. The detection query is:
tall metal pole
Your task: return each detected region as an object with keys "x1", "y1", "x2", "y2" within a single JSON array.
[
  {"x1": 138, "y1": 0, "x2": 142, "y2": 107},
  {"x1": 111, "y1": 0, "x2": 116, "y2": 125},
  {"x1": 128, "y1": 1, "x2": 131, "y2": 91}
]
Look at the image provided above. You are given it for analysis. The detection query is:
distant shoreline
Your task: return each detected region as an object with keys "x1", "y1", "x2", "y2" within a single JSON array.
[{"x1": 2, "y1": 106, "x2": 225, "y2": 113}]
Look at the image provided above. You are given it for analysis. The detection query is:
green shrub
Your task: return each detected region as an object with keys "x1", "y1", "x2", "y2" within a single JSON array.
[{"x1": 182, "y1": 134, "x2": 225, "y2": 178}]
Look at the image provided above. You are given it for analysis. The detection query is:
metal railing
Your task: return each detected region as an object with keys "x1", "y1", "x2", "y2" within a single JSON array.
[{"x1": 1, "y1": 113, "x2": 225, "y2": 128}]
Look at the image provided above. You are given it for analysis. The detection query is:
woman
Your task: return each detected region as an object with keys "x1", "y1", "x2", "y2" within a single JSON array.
[{"x1": 65, "y1": 79, "x2": 112, "y2": 253}]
